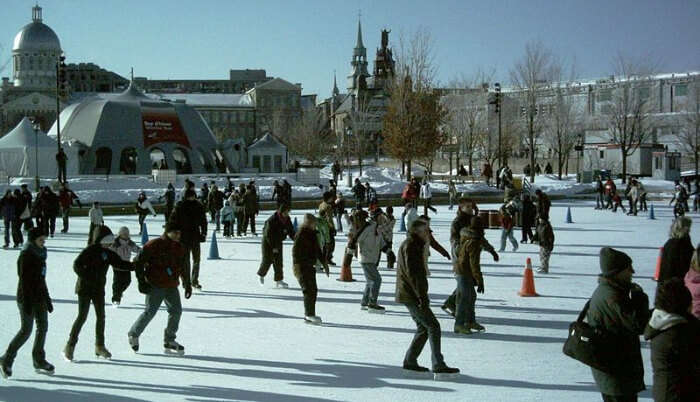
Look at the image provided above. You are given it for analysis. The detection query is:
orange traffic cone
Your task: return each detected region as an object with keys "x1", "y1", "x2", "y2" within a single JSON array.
[
  {"x1": 518, "y1": 258, "x2": 539, "y2": 297},
  {"x1": 337, "y1": 247, "x2": 356, "y2": 282},
  {"x1": 653, "y1": 247, "x2": 664, "y2": 281}
]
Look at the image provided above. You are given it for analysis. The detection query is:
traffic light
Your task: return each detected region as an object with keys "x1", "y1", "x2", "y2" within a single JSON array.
[
  {"x1": 57, "y1": 55, "x2": 68, "y2": 98},
  {"x1": 494, "y1": 82, "x2": 501, "y2": 114}
]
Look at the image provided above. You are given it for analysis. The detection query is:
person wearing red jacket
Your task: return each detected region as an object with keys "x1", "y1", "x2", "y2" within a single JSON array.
[
  {"x1": 498, "y1": 204, "x2": 519, "y2": 252},
  {"x1": 128, "y1": 221, "x2": 192, "y2": 356},
  {"x1": 58, "y1": 183, "x2": 81, "y2": 234},
  {"x1": 604, "y1": 178, "x2": 617, "y2": 210}
]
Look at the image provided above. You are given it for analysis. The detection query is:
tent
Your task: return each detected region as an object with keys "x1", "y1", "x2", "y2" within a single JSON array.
[{"x1": 0, "y1": 117, "x2": 58, "y2": 177}]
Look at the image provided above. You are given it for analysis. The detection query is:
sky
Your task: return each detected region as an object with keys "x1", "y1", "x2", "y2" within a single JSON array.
[{"x1": 1, "y1": 0, "x2": 699, "y2": 100}]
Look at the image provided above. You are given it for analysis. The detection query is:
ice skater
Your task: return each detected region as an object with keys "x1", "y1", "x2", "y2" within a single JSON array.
[
  {"x1": 135, "y1": 192, "x2": 157, "y2": 235},
  {"x1": 536, "y1": 217, "x2": 555, "y2": 274},
  {"x1": 169, "y1": 189, "x2": 207, "y2": 290},
  {"x1": 498, "y1": 204, "x2": 519, "y2": 252},
  {"x1": 292, "y1": 214, "x2": 328, "y2": 325},
  {"x1": 354, "y1": 209, "x2": 389, "y2": 312},
  {"x1": 257, "y1": 204, "x2": 295, "y2": 288},
  {"x1": 110, "y1": 227, "x2": 141, "y2": 306}
]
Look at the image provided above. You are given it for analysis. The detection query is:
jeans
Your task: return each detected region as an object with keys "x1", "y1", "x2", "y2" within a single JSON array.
[
  {"x1": 448, "y1": 195, "x2": 455, "y2": 210},
  {"x1": 184, "y1": 242, "x2": 201, "y2": 284},
  {"x1": 61, "y1": 207, "x2": 71, "y2": 232},
  {"x1": 112, "y1": 270, "x2": 132, "y2": 303},
  {"x1": 403, "y1": 303, "x2": 445, "y2": 370},
  {"x1": 521, "y1": 225, "x2": 534, "y2": 243},
  {"x1": 360, "y1": 263, "x2": 382, "y2": 306},
  {"x1": 68, "y1": 293, "x2": 106, "y2": 347},
  {"x1": 235, "y1": 211, "x2": 245, "y2": 235},
  {"x1": 10, "y1": 218, "x2": 23, "y2": 246},
  {"x1": 500, "y1": 228, "x2": 518, "y2": 251},
  {"x1": 454, "y1": 274, "x2": 476, "y2": 327},
  {"x1": 211, "y1": 210, "x2": 221, "y2": 231},
  {"x1": 2, "y1": 303, "x2": 48, "y2": 366},
  {"x1": 296, "y1": 268, "x2": 318, "y2": 316},
  {"x1": 258, "y1": 247, "x2": 284, "y2": 281},
  {"x1": 243, "y1": 213, "x2": 256, "y2": 235},
  {"x1": 129, "y1": 287, "x2": 182, "y2": 342},
  {"x1": 423, "y1": 198, "x2": 436, "y2": 215},
  {"x1": 539, "y1": 247, "x2": 552, "y2": 272},
  {"x1": 223, "y1": 221, "x2": 232, "y2": 237},
  {"x1": 138, "y1": 213, "x2": 148, "y2": 234},
  {"x1": 595, "y1": 193, "x2": 604, "y2": 209},
  {"x1": 601, "y1": 394, "x2": 637, "y2": 402},
  {"x1": 3, "y1": 219, "x2": 10, "y2": 246}
]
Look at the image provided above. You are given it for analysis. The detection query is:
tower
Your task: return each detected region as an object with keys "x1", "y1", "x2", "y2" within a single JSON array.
[
  {"x1": 373, "y1": 29, "x2": 395, "y2": 90},
  {"x1": 12, "y1": 4, "x2": 62, "y2": 89},
  {"x1": 347, "y1": 17, "x2": 370, "y2": 92}
]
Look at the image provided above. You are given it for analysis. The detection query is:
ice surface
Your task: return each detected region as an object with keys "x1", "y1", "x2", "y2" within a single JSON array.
[{"x1": 0, "y1": 201, "x2": 692, "y2": 401}]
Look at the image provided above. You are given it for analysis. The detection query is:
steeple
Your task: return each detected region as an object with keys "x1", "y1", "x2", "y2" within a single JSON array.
[
  {"x1": 332, "y1": 70, "x2": 339, "y2": 97},
  {"x1": 355, "y1": 18, "x2": 364, "y2": 51},
  {"x1": 347, "y1": 13, "x2": 370, "y2": 92},
  {"x1": 32, "y1": 3, "x2": 43, "y2": 22}
]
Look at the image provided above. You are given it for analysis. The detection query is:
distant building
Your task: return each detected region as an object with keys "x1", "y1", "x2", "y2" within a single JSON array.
[
  {"x1": 133, "y1": 69, "x2": 272, "y2": 94},
  {"x1": 66, "y1": 63, "x2": 128, "y2": 93}
]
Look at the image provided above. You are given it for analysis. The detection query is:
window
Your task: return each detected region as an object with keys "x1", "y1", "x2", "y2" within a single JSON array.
[
  {"x1": 675, "y1": 84, "x2": 688, "y2": 97},
  {"x1": 655, "y1": 156, "x2": 661, "y2": 170},
  {"x1": 95, "y1": 147, "x2": 112, "y2": 174},
  {"x1": 599, "y1": 150, "x2": 605, "y2": 159},
  {"x1": 252, "y1": 155, "x2": 261, "y2": 170},
  {"x1": 637, "y1": 87, "x2": 650, "y2": 100},
  {"x1": 274, "y1": 155, "x2": 283, "y2": 172},
  {"x1": 669, "y1": 156, "x2": 676, "y2": 170},
  {"x1": 263, "y1": 155, "x2": 272, "y2": 173},
  {"x1": 172, "y1": 148, "x2": 192, "y2": 174},
  {"x1": 119, "y1": 147, "x2": 139, "y2": 174},
  {"x1": 150, "y1": 148, "x2": 167, "y2": 169}
]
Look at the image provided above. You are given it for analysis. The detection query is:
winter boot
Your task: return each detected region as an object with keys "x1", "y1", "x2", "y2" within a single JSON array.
[
  {"x1": 367, "y1": 304, "x2": 386, "y2": 314},
  {"x1": 387, "y1": 251, "x2": 396, "y2": 270},
  {"x1": 275, "y1": 280, "x2": 288, "y2": 289},
  {"x1": 0, "y1": 357, "x2": 11, "y2": 379},
  {"x1": 441, "y1": 304, "x2": 455, "y2": 317},
  {"x1": 128, "y1": 335, "x2": 139, "y2": 352},
  {"x1": 469, "y1": 322, "x2": 486, "y2": 332},
  {"x1": 33, "y1": 360, "x2": 55, "y2": 375},
  {"x1": 95, "y1": 345, "x2": 112, "y2": 359},
  {"x1": 433, "y1": 364, "x2": 460, "y2": 380},
  {"x1": 63, "y1": 344, "x2": 75, "y2": 362},
  {"x1": 454, "y1": 324, "x2": 473, "y2": 335},
  {"x1": 164, "y1": 340, "x2": 185, "y2": 356},
  {"x1": 402, "y1": 362, "x2": 431, "y2": 378},
  {"x1": 304, "y1": 316, "x2": 322, "y2": 325},
  {"x1": 258, "y1": 276, "x2": 265, "y2": 286}
]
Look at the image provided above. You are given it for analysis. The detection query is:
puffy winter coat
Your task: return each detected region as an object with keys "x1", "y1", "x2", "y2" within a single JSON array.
[
  {"x1": 352, "y1": 183, "x2": 366, "y2": 201},
  {"x1": 170, "y1": 199, "x2": 207, "y2": 246},
  {"x1": 586, "y1": 277, "x2": 650, "y2": 396},
  {"x1": 605, "y1": 180, "x2": 617, "y2": 195},
  {"x1": 318, "y1": 201, "x2": 335, "y2": 230},
  {"x1": 455, "y1": 227, "x2": 494, "y2": 286},
  {"x1": 521, "y1": 199, "x2": 536, "y2": 226},
  {"x1": 395, "y1": 233, "x2": 429, "y2": 305},
  {"x1": 221, "y1": 204, "x2": 234, "y2": 223},
  {"x1": 135, "y1": 235, "x2": 189, "y2": 289},
  {"x1": 208, "y1": 189, "x2": 225, "y2": 210},
  {"x1": 261, "y1": 212, "x2": 295, "y2": 250},
  {"x1": 404, "y1": 208, "x2": 418, "y2": 233},
  {"x1": 685, "y1": 269, "x2": 700, "y2": 319},
  {"x1": 356, "y1": 221, "x2": 386, "y2": 265},
  {"x1": 110, "y1": 237, "x2": 140, "y2": 262},
  {"x1": 293, "y1": 226, "x2": 323, "y2": 271},
  {"x1": 659, "y1": 236, "x2": 694, "y2": 283},
  {"x1": 643, "y1": 309, "x2": 700, "y2": 402},
  {"x1": 1, "y1": 195, "x2": 15, "y2": 221},
  {"x1": 73, "y1": 227, "x2": 135, "y2": 296},
  {"x1": 16, "y1": 242, "x2": 51, "y2": 313},
  {"x1": 243, "y1": 189, "x2": 258, "y2": 215},
  {"x1": 419, "y1": 183, "x2": 432, "y2": 199}
]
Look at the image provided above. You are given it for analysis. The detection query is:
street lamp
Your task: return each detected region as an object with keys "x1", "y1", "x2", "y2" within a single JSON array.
[
  {"x1": 494, "y1": 83, "x2": 502, "y2": 171},
  {"x1": 345, "y1": 126, "x2": 353, "y2": 187},
  {"x1": 31, "y1": 118, "x2": 41, "y2": 192}
]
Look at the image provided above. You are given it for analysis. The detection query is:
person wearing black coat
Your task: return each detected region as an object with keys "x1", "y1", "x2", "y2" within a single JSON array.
[
  {"x1": 19, "y1": 184, "x2": 34, "y2": 231},
  {"x1": 520, "y1": 194, "x2": 536, "y2": 243},
  {"x1": 0, "y1": 228, "x2": 54, "y2": 377},
  {"x1": 39, "y1": 187, "x2": 60, "y2": 237},
  {"x1": 644, "y1": 278, "x2": 700, "y2": 402},
  {"x1": 11, "y1": 189, "x2": 24, "y2": 247},
  {"x1": 1, "y1": 190, "x2": 17, "y2": 248},
  {"x1": 258, "y1": 204, "x2": 295, "y2": 288},
  {"x1": 292, "y1": 214, "x2": 328, "y2": 324},
  {"x1": 658, "y1": 217, "x2": 694, "y2": 284},
  {"x1": 63, "y1": 225, "x2": 135, "y2": 361},
  {"x1": 169, "y1": 189, "x2": 207, "y2": 289}
]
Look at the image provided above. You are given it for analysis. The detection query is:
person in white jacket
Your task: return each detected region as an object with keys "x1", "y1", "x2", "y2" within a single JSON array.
[
  {"x1": 419, "y1": 179, "x2": 437, "y2": 215},
  {"x1": 88, "y1": 202, "x2": 103, "y2": 245},
  {"x1": 404, "y1": 203, "x2": 418, "y2": 235},
  {"x1": 351, "y1": 211, "x2": 389, "y2": 313},
  {"x1": 135, "y1": 192, "x2": 157, "y2": 235},
  {"x1": 110, "y1": 226, "x2": 141, "y2": 306}
]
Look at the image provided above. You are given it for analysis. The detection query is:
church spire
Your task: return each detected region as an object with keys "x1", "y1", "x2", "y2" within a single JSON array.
[
  {"x1": 355, "y1": 17, "x2": 364, "y2": 50},
  {"x1": 333, "y1": 70, "x2": 339, "y2": 96}
]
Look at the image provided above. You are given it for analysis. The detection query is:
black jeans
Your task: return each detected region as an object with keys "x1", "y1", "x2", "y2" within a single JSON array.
[
  {"x1": 164, "y1": 203, "x2": 174, "y2": 222},
  {"x1": 404, "y1": 303, "x2": 444, "y2": 370},
  {"x1": 521, "y1": 225, "x2": 534, "y2": 242},
  {"x1": 297, "y1": 267, "x2": 318, "y2": 316},
  {"x1": 2, "y1": 303, "x2": 48, "y2": 366},
  {"x1": 235, "y1": 211, "x2": 245, "y2": 236},
  {"x1": 601, "y1": 394, "x2": 637, "y2": 402},
  {"x1": 423, "y1": 198, "x2": 437, "y2": 215},
  {"x1": 184, "y1": 242, "x2": 201, "y2": 284},
  {"x1": 112, "y1": 270, "x2": 132, "y2": 303},
  {"x1": 68, "y1": 293, "x2": 106, "y2": 347},
  {"x1": 258, "y1": 246, "x2": 284, "y2": 281},
  {"x1": 61, "y1": 207, "x2": 71, "y2": 232},
  {"x1": 243, "y1": 213, "x2": 256, "y2": 235},
  {"x1": 11, "y1": 218, "x2": 23, "y2": 246}
]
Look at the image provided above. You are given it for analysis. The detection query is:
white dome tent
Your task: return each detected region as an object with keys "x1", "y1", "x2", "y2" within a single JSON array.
[{"x1": 0, "y1": 117, "x2": 57, "y2": 177}]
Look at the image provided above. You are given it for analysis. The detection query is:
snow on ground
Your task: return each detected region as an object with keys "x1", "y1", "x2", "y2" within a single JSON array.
[
  {"x1": 1, "y1": 166, "x2": 680, "y2": 205},
  {"x1": 0, "y1": 201, "x2": 694, "y2": 401}
]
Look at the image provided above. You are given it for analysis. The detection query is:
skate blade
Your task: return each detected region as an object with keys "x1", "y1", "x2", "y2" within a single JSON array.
[
  {"x1": 304, "y1": 320, "x2": 322, "y2": 326},
  {"x1": 433, "y1": 372, "x2": 459, "y2": 381},
  {"x1": 164, "y1": 349, "x2": 185, "y2": 356},
  {"x1": 34, "y1": 369, "x2": 55, "y2": 376},
  {"x1": 402, "y1": 369, "x2": 431, "y2": 379},
  {"x1": 95, "y1": 355, "x2": 112, "y2": 360},
  {"x1": 367, "y1": 309, "x2": 386, "y2": 314}
]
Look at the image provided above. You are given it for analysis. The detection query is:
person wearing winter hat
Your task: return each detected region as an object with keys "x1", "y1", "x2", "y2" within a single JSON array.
[
  {"x1": 63, "y1": 225, "x2": 137, "y2": 361},
  {"x1": 644, "y1": 278, "x2": 700, "y2": 402},
  {"x1": 587, "y1": 247, "x2": 650, "y2": 401},
  {"x1": 292, "y1": 214, "x2": 328, "y2": 325},
  {"x1": 0, "y1": 228, "x2": 54, "y2": 378},
  {"x1": 109, "y1": 227, "x2": 141, "y2": 306},
  {"x1": 128, "y1": 220, "x2": 191, "y2": 356}
]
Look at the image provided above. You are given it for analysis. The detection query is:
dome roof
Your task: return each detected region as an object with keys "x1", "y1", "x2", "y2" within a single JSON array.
[{"x1": 12, "y1": 6, "x2": 61, "y2": 53}]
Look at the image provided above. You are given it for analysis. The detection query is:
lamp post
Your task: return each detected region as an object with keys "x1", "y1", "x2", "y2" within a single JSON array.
[
  {"x1": 494, "y1": 83, "x2": 502, "y2": 171},
  {"x1": 345, "y1": 126, "x2": 352, "y2": 187},
  {"x1": 32, "y1": 118, "x2": 40, "y2": 192},
  {"x1": 575, "y1": 133, "x2": 584, "y2": 183}
]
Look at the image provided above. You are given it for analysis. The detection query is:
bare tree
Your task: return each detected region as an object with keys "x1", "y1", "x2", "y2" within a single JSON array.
[
  {"x1": 510, "y1": 41, "x2": 554, "y2": 183},
  {"x1": 677, "y1": 82, "x2": 700, "y2": 176},
  {"x1": 286, "y1": 107, "x2": 331, "y2": 167},
  {"x1": 605, "y1": 52, "x2": 659, "y2": 183},
  {"x1": 347, "y1": 95, "x2": 376, "y2": 177}
]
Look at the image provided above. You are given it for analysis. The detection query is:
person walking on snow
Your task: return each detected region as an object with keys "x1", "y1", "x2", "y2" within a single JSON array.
[
  {"x1": 396, "y1": 219, "x2": 460, "y2": 378},
  {"x1": 169, "y1": 190, "x2": 207, "y2": 290},
  {"x1": 64, "y1": 225, "x2": 136, "y2": 361},
  {"x1": 0, "y1": 228, "x2": 54, "y2": 378},
  {"x1": 135, "y1": 192, "x2": 157, "y2": 235},
  {"x1": 257, "y1": 204, "x2": 295, "y2": 288},
  {"x1": 128, "y1": 221, "x2": 192, "y2": 356},
  {"x1": 87, "y1": 202, "x2": 104, "y2": 246},
  {"x1": 420, "y1": 179, "x2": 437, "y2": 215},
  {"x1": 293, "y1": 214, "x2": 329, "y2": 325},
  {"x1": 536, "y1": 217, "x2": 555, "y2": 274},
  {"x1": 498, "y1": 204, "x2": 519, "y2": 252},
  {"x1": 454, "y1": 217, "x2": 499, "y2": 334},
  {"x1": 110, "y1": 227, "x2": 141, "y2": 306}
]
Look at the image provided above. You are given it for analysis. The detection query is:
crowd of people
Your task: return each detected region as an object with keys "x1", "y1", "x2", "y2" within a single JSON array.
[{"x1": 0, "y1": 173, "x2": 698, "y2": 399}]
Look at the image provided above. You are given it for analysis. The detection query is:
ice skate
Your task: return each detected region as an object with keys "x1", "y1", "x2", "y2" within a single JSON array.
[
  {"x1": 275, "y1": 280, "x2": 288, "y2": 289},
  {"x1": 402, "y1": 363, "x2": 431, "y2": 378},
  {"x1": 258, "y1": 276, "x2": 265, "y2": 286},
  {"x1": 367, "y1": 304, "x2": 386, "y2": 314},
  {"x1": 441, "y1": 305, "x2": 455, "y2": 317},
  {"x1": 536, "y1": 267, "x2": 549, "y2": 274},
  {"x1": 128, "y1": 335, "x2": 139, "y2": 352},
  {"x1": 360, "y1": 304, "x2": 368, "y2": 311},
  {"x1": 164, "y1": 340, "x2": 185, "y2": 356},
  {"x1": 433, "y1": 365, "x2": 460, "y2": 381},
  {"x1": 112, "y1": 300, "x2": 121, "y2": 308},
  {"x1": 454, "y1": 324, "x2": 473, "y2": 335},
  {"x1": 63, "y1": 344, "x2": 75, "y2": 362},
  {"x1": 95, "y1": 345, "x2": 112, "y2": 359},
  {"x1": 33, "y1": 361, "x2": 55, "y2": 376},
  {"x1": 0, "y1": 358, "x2": 11, "y2": 379},
  {"x1": 304, "y1": 315, "x2": 322, "y2": 325},
  {"x1": 469, "y1": 322, "x2": 486, "y2": 332},
  {"x1": 192, "y1": 281, "x2": 202, "y2": 291}
]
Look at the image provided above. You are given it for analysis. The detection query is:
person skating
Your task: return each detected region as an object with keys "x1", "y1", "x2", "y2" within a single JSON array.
[
  {"x1": 242, "y1": 183, "x2": 258, "y2": 236},
  {"x1": 128, "y1": 221, "x2": 192, "y2": 356},
  {"x1": 58, "y1": 183, "x2": 81, "y2": 234},
  {"x1": 353, "y1": 209, "x2": 389, "y2": 312},
  {"x1": 233, "y1": 184, "x2": 246, "y2": 236},
  {"x1": 482, "y1": 163, "x2": 492, "y2": 187},
  {"x1": 110, "y1": 227, "x2": 141, "y2": 306},
  {"x1": 643, "y1": 278, "x2": 700, "y2": 402},
  {"x1": 11, "y1": 190, "x2": 24, "y2": 247},
  {"x1": 447, "y1": 181, "x2": 457, "y2": 210},
  {"x1": 365, "y1": 182, "x2": 377, "y2": 206},
  {"x1": 611, "y1": 191, "x2": 627, "y2": 214},
  {"x1": 199, "y1": 183, "x2": 209, "y2": 210},
  {"x1": 536, "y1": 217, "x2": 555, "y2": 274},
  {"x1": 19, "y1": 184, "x2": 34, "y2": 231},
  {"x1": 604, "y1": 178, "x2": 616, "y2": 210},
  {"x1": 257, "y1": 204, "x2": 295, "y2": 288},
  {"x1": 333, "y1": 192, "x2": 347, "y2": 233},
  {"x1": 401, "y1": 179, "x2": 419, "y2": 211},
  {"x1": 637, "y1": 179, "x2": 648, "y2": 212},
  {"x1": 282, "y1": 179, "x2": 292, "y2": 208},
  {"x1": 375, "y1": 205, "x2": 397, "y2": 269},
  {"x1": 318, "y1": 192, "x2": 336, "y2": 265},
  {"x1": 534, "y1": 189, "x2": 551, "y2": 221},
  {"x1": 587, "y1": 247, "x2": 650, "y2": 401},
  {"x1": 403, "y1": 203, "x2": 419, "y2": 235},
  {"x1": 658, "y1": 217, "x2": 693, "y2": 284},
  {"x1": 520, "y1": 193, "x2": 536, "y2": 243},
  {"x1": 1, "y1": 190, "x2": 17, "y2": 249},
  {"x1": 352, "y1": 178, "x2": 366, "y2": 209},
  {"x1": 272, "y1": 180, "x2": 284, "y2": 209},
  {"x1": 169, "y1": 189, "x2": 207, "y2": 290},
  {"x1": 293, "y1": 214, "x2": 329, "y2": 325},
  {"x1": 454, "y1": 217, "x2": 498, "y2": 334},
  {"x1": 221, "y1": 200, "x2": 235, "y2": 238},
  {"x1": 38, "y1": 187, "x2": 59, "y2": 237},
  {"x1": 87, "y1": 202, "x2": 104, "y2": 245},
  {"x1": 415, "y1": 215, "x2": 451, "y2": 277},
  {"x1": 207, "y1": 183, "x2": 225, "y2": 232},
  {"x1": 498, "y1": 204, "x2": 518, "y2": 252},
  {"x1": 396, "y1": 219, "x2": 460, "y2": 379},
  {"x1": 135, "y1": 192, "x2": 157, "y2": 235},
  {"x1": 64, "y1": 226, "x2": 136, "y2": 361},
  {"x1": 0, "y1": 228, "x2": 54, "y2": 378},
  {"x1": 594, "y1": 176, "x2": 605, "y2": 210},
  {"x1": 158, "y1": 183, "x2": 176, "y2": 222},
  {"x1": 419, "y1": 179, "x2": 437, "y2": 215}
]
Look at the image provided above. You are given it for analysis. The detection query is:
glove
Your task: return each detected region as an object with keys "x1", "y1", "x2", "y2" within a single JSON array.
[
  {"x1": 491, "y1": 251, "x2": 499, "y2": 262},
  {"x1": 138, "y1": 280, "x2": 152, "y2": 294},
  {"x1": 184, "y1": 285, "x2": 192, "y2": 299},
  {"x1": 476, "y1": 280, "x2": 485, "y2": 294},
  {"x1": 46, "y1": 299, "x2": 54, "y2": 313}
]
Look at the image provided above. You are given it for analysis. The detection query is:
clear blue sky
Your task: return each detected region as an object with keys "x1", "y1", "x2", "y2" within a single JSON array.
[{"x1": 2, "y1": 0, "x2": 699, "y2": 99}]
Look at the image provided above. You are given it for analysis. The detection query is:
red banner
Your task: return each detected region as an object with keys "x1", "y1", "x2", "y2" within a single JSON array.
[{"x1": 141, "y1": 102, "x2": 190, "y2": 148}]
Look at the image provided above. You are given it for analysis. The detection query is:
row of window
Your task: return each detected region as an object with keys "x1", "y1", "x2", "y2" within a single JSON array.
[
  {"x1": 200, "y1": 109, "x2": 254, "y2": 123},
  {"x1": 596, "y1": 84, "x2": 689, "y2": 103},
  {"x1": 92, "y1": 146, "x2": 227, "y2": 175}
]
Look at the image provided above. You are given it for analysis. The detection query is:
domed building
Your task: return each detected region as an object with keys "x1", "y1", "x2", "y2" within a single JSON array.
[
  {"x1": 0, "y1": 4, "x2": 65, "y2": 135},
  {"x1": 48, "y1": 82, "x2": 225, "y2": 175}
]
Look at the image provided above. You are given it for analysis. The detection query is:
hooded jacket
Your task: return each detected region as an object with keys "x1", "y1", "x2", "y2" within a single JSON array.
[
  {"x1": 73, "y1": 226, "x2": 136, "y2": 295},
  {"x1": 261, "y1": 212, "x2": 295, "y2": 250},
  {"x1": 395, "y1": 233, "x2": 429, "y2": 305},
  {"x1": 356, "y1": 221, "x2": 387, "y2": 265},
  {"x1": 643, "y1": 309, "x2": 700, "y2": 402},
  {"x1": 685, "y1": 269, "x2": 700, "y2": 319},
  {"x1": 456, "y1": 227, "x2": 494, "y2": 286}
]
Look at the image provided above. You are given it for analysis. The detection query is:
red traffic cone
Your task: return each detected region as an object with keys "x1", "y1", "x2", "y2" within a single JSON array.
[
  {"x1": 518, "y1": 258, "x2": 539, "y2": 297},
  {"x1": 653, "y1": 247, "x2": 663, "y2": 281},
  {"x1": 337, "y1": 247, "x2": 356, "y2": 282}
]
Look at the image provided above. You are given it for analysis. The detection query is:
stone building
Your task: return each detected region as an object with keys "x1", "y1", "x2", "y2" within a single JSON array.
[
  {"x1": 133, "y1": 69, "x2": 272, "y2": 94},
  {"x1": 66, "y1": 63, "x2": 128, "y2": 93}
]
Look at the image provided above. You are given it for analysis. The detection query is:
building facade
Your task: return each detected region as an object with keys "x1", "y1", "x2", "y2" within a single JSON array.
[{"x1": 133, "y1": 69, "x2": 272, "y2": 94}]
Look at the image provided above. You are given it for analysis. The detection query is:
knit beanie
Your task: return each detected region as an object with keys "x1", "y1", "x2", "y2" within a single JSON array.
[
  {"x1": 28, "y1": 227, "x2": 45, "y2": 243},
  {"x1": 599, "y1": 247, "x2": 632, "y2": 277}
]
